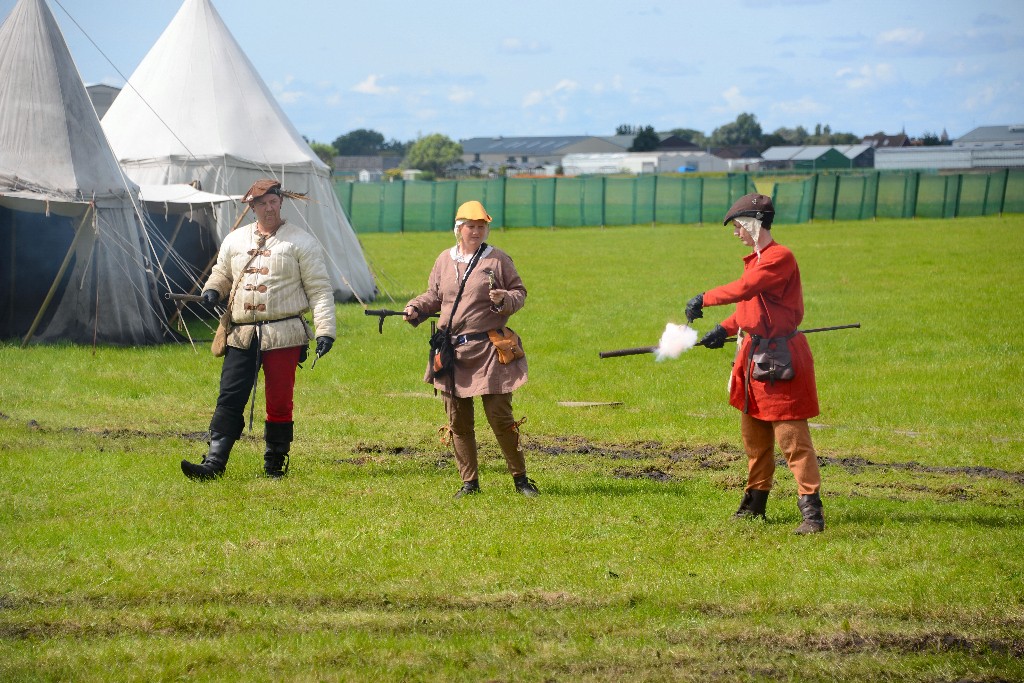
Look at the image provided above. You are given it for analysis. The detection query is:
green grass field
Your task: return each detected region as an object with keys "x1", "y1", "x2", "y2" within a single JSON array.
[{"x1": 2, "y1": 216, "x2": 1022, "y2": 681}]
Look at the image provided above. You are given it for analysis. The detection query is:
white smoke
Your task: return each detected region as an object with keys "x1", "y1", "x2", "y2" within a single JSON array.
[{"x1": 654, "y1": 323, "x2": 699, "y2": 362}]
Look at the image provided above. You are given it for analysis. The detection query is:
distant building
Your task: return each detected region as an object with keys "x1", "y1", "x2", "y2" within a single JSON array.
[
  {"x1": 598, "y1": 133, "x2": 701, "y2": 152},
  {"x1": 952, "y1": 124, "x2": 1024, "y2": 148},
  {"x1": 839, "y1": 144, "x2": 875, "y2": 168},
  {"x1": 861, "y1": 132, "x2": 909, "y2": 148},
  {"x1": 656, "y1": 134, "x2": 701, "y2": 151},
  {"x1": 460, "y1": 136, "x2": 624, "y2": 169},
  {"x1": 761, "y1": 145, "x2": 853, "y2": 170},
  {"x1": 86, "y1": 83, "x2": 121, "y2": 119},
  {"x1": 333, "y1": 155, "x2": 401, "y2": 182},
  {"x1": 560, "y1": 150, "x2": 750, "y2": 176},
  {"x1": 876, "y1": 125, "x2": 1024, "y2": 170}
]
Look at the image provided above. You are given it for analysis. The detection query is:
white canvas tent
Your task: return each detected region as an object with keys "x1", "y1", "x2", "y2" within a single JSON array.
[
  {"x1": 0, "y1": 0, "x2": 194, "y2": 345},
  {"x1": 101, "y1": 0, "x2": 376, "y2": 303}
]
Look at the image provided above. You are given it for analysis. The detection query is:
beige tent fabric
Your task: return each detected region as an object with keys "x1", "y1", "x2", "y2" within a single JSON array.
[
  {"x1": 101, "y1": 0, "x2": 376, "y2": 302},
  {"x1": 0, "y1": 0, "x2": 167, "y2": 345}
]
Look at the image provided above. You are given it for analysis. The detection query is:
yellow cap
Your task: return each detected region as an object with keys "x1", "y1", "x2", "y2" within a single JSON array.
[{"x1": 455, "y1": 200, "x2": 492, "y2": 223}]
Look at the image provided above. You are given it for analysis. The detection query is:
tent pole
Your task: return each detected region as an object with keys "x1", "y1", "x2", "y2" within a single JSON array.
[
  {"x1": 158, "y1": 212, "x2": 188, "y2": 272},
  {"x1": 21, "y1": 205, "x2": 94, "y2": 348},
  {"x1": 7, "y1": 212, "x2": 15, "y2": 331}
]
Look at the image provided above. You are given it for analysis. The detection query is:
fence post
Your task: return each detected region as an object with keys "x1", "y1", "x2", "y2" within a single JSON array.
[
  {"x1": 870, "y1": 171, "x2": 880, "y2": 221},
  {"x1": 698, "y1": 177, "x2": 703, "y2": 225},
  {"x1": 601, "y1": 177, "x2": 606, "y2": 228},
  {"x1": 998, "y1": 168, "x2": 1009, "y2": 216},
  {"x1": 399, "y1": 179, "x2": 406, "y2": 233},
  {"x1": 909, "y1": 172, "x2": 919, "y2": 218}
]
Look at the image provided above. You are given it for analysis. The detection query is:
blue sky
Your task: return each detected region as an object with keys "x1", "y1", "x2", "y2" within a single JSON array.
[{"x1": 9, "y1": 0, "x2": 1024, "y2": 144}]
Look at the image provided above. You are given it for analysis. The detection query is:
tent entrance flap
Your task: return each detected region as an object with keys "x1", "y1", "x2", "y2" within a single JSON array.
[
  {"x1": 0, "y1": 205, "x2": 78, "y2": 341},
  {"x1": 20, "y1": 205, "x2": 93, "y2": 347}
]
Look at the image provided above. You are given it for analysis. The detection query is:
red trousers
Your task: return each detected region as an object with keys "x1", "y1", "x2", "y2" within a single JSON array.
[
  {"x1": 740, "y1": 414, "x2": 821, "y2": 495},
  {"x1": 213, "y1": 343, "x2": 302, "y2": 438},
  {"x1": 261, "y1": 346, "x2": 302, "y2": 422}
]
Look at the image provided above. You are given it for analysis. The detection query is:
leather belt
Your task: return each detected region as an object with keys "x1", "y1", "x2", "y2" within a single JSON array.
[
  {"x1": 235, "y1": 314, "x2": 303, "y2": 327},
  {"x1": 453, "y1": 331, "x2": 490, "y2": 346}
]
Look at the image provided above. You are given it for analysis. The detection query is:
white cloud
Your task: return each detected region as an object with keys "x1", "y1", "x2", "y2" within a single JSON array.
[
  {"x1": 835, "y1": 64, "x2": 895, "y2": 90},
  {"x1": 963, "y1": 85, "x2": 997, "y2": 110},
  {"x1": 500, "y1": 38, "x2": 549, "y2": 55},
  {"x1": 710, "y1": 86, "x2": 753, "y2": 114},
  {"x1": 772, "y1": 96, "x2": 826, "y2": 117},
  {"x1": 522, "y1": 79, "x2": 579, "y2": 108},
  {"x1": 876, "y1": 28, "x2": 925, "y2": 47},
  {"x1": 272, "y1": 76, "x2": 304, "y2": 104},
  {"x1": 448, "y1": 86, "x2": 475, "y2": 104},
  {"x1": 352, "y1": 74, "x2": 398, "y2": 95}
]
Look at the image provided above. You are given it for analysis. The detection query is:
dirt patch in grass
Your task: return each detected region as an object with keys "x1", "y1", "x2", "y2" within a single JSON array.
[
  {"x1": 9, "y1": 418, "x2": 1024, "y2": 488},
  {"x1": 827, "y1": 455, "x2": 1024, "y2": 486}
]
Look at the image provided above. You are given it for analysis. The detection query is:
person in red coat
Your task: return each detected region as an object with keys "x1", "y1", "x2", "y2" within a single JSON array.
[{"x1": 685, "y1": 193, "x2": 825, "y2": 534}]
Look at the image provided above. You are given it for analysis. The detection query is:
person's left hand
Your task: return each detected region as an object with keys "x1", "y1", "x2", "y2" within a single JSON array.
[
  {"x1": 315, "y1": 336, "x2": 334, "y2": 358},
  {"x1": 685, "y1": 293, "x2": 704, "y2": 323},
  {"x1": 489, "y1": 289, "x2": 507, "y2": 309},
  {"x1": 699, "y1": 325, "x2": 728, "y2": 349}
]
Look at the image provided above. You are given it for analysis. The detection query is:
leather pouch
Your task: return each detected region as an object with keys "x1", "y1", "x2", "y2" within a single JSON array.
[{"x1": 487, "y1": 327, "x2": 525, "y2": 364}]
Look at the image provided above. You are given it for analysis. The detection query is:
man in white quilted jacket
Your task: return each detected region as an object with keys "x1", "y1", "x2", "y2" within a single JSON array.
[{"x1": 181, "y1": 179, "x2": 336, "y2": 480}]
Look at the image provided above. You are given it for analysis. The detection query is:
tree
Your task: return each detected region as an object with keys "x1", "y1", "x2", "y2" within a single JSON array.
[
  {"x1": 615, "y1": 124, "x2": 637, "y2": 136},
  {"x1": 403, "y1": 134, "x2": 463, "y2": 178},
  {"x1": 710, "y1": 112, "x2": 763, "y2": 147},
  {"x1": 307, "y1": 141, "x2": 337, "y2": 169},
  {"x1": 332, "y1": 129, "x2": 386, "y2": 156},
  {"x1": 767, "y1": 126, "x2": 809, "y2": 146},
  {"x1": 381, "y1": 138, "x2": 409, "y2": 157},
  {"x1": 629, "y1": 125, "x2": 660, "y2": 152}
]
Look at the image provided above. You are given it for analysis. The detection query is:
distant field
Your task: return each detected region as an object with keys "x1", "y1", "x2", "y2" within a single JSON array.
[{"x1": 1, "y1": 215, "x2": 1022, "y2": 681}]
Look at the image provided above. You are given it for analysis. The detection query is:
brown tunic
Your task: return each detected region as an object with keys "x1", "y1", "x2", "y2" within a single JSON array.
[{"x1": 406, "y1": 245, "x2": 527, "y2": 398}]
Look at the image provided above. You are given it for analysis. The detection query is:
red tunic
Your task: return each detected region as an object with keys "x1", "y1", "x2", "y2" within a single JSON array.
[{"x1": 702, "y1": 241, "x2": 819, "y2": 421}]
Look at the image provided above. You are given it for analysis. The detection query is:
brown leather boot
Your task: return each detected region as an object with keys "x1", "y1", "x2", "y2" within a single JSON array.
[{"x1": 795, "y1": 493, "x2": 825, "y2": 534}]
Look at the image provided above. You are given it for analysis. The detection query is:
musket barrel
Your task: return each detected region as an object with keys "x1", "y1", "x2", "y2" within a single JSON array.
[
  {"x1": 165, "y1": 293, "x2": 205, "y2": 302},
  {"x1": 598, "y1": 346, "x2": 658, "y2": 359},
  {"x1": 599, "y1": 323, "x2": 859, "y2": 359}
]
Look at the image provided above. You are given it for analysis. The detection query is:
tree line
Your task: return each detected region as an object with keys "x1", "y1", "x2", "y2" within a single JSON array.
[{"x1": 306, "y1": 113, "x2": 950, "y2": 178}]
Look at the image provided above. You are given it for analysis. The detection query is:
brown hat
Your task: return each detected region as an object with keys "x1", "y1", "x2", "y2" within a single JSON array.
[
  {"x1": 241, "y1": 179, "x2": 282, "y2": 203},
  {"x1": 723, "y1": 193, "x2": 774, "y2": 229}
]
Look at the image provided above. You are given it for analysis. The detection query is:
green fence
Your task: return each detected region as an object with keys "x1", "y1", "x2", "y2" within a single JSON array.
[{"x1": 335, "y1": 170, "x2": 1024, "y2": 233}]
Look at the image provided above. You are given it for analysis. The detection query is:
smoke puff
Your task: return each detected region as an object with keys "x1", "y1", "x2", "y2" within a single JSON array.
[{"x1": 655, "y1": 323, "x2": 698, "y2": 361}]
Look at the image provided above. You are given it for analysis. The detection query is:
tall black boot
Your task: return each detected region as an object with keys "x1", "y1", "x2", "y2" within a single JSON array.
[
  {"x1": 264, "y1": 421, "x2": 293, "y2": 478},
  {"x1": 795, "y1": 492, "x2": 825, "y2": 534},
  {"x1": 181, "y1": 431, "x2": 234, "y2": 480},
  {"x1": 733, "y1": 488, "x2": 769, "y2": 520}
]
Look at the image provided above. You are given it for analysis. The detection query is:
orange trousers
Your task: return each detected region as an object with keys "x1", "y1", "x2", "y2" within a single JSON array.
[{"x1": 740, "y1": 414, "x2": 821, "y2": 496}]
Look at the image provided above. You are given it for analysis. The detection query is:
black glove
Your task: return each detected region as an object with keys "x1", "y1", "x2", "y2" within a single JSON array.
[
  {"x1": 315, "y1": 336, "x2": 334, "y2": 358},
  {"x1": 699, "y1": 324, "x2": 728, "y2": 349},
  {"x1": 685, "y1": 293, "x2": 704, "y2": 323},
  {"x1": 201, "y1": 289, "x2": 220, "y2": 305}
]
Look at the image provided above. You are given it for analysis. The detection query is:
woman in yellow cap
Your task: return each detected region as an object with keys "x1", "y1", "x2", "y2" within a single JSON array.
[{"x1": 403, "y1": 200, "x2": 538, "y2": 498}]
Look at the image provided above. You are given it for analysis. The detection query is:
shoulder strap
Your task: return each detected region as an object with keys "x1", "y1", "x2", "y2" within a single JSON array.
[{"x1": 442, "y1": 242, "x2": 486, "y2": 331}]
